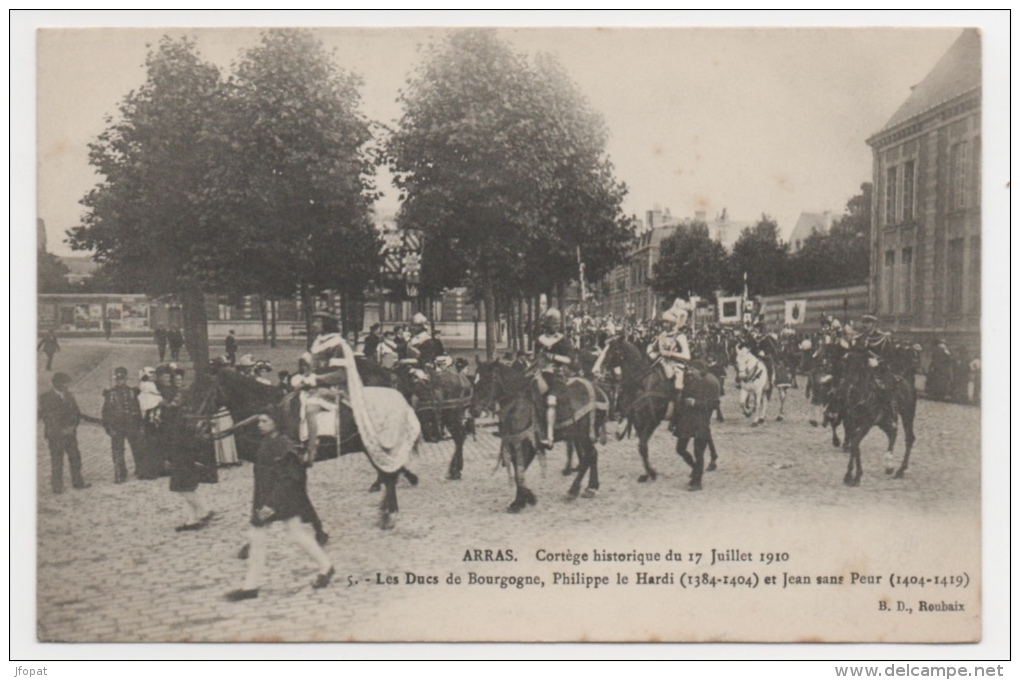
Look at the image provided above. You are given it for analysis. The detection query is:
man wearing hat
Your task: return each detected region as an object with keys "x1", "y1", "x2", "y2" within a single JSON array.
[
  {"x1": 39, "y1": 372, "x2": 90, "y2": 494},
  {"x1": 225, "y1": 330, "x2": 238, "y2": 366},
  {"x1": 649, "y1": 299, "x2": 691, "y2": 427},
  {"x1": 927, "y1": 338, "x2": 953, "y2": 401},
  {"x1": 102, "y1": 367, "x2": 144, "y2": 484},
  {"x1": 533, "y1": 308, "x2": 576, "y2": 449}
]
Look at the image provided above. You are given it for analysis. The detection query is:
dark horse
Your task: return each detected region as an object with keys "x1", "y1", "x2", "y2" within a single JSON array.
[
  {"x1": 202, "y1": 366, "x2": 418, "y2": 528},
  {"x1": 472, "y1": 359, "x2": 608, "y2": 501},
  {"x1": 596, "y1": 336, "x2": 671, "y2": 482},
  {"x1": 389, "y1": 362, "x2": 473, "y2": 480},
  {"x1": 598, "y1": 336, "x2": 719, "y2": 484},
  {"x1": 469, "y1": 360, "x2": 540, "y2": 513},
  {"x1": 837, "y1": 349, "x2": 918, "y2": 487}
]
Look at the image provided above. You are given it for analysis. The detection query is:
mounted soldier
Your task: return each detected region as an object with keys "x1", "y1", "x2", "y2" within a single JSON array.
[
  {"x1": 400, "y1": 312, "x2": 450, "y2": 439},
  {"x1": 533, "y1": 307, "x2": 576, "y2": 450},
  {"x1": 647, "y1": 299, "x2": 691, "y2": 430},
  {"x1": 290, "y1": 310, "x2": 347, "y2": 465}
]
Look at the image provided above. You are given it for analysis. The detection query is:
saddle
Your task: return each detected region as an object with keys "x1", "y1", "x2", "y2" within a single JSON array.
[{"x1": 548, "y1": 377, "x2": 609, "y2": 439}]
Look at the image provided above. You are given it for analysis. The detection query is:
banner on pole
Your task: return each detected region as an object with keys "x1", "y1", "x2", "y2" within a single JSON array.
[{"x1": 785, "y1": 299, "x2": 807, "y2": 325}]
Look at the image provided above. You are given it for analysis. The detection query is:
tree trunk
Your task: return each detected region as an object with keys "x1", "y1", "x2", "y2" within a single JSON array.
[
  {"x1": 300, "y1": 281, "x2": 314, "y2": 350},
  {"x1": 516, "y1": 296, "x2": 525, "y2": 351},
  {"x1": 269, "y1": 297, "x2": 277, "y2": 349},
  {"x1": 179, "y1": 282, "x2": 210, "y2": 381},
  {"x1": 258, "y1": 294, "x2": 268, "y2": 345},
  {"x1": 506, "y1": 294, "x2": 516, "y2": 352},
  {"x1": 556, "y1": 282, "x2": 567, "y2": 331},
  {"x1": 483, "y1": 283, "x2": 496, "y2": 361}
]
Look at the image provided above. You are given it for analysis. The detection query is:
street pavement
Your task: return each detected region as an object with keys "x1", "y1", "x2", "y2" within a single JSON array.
[{"x1": 30, "y1": 339, "x2": 982, "y2": 643}]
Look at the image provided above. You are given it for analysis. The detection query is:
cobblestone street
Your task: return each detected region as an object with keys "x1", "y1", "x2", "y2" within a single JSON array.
[{"x1": 30, "y1": 340, "x2": 983, "y2": 643}]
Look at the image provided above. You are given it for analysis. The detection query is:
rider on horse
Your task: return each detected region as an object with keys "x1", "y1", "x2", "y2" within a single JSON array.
[
  {"x1": 290, "y1": 310, "x2": 347, "y2": 465},
  {"x1": 533, "y1": 307, "x2": 576, "y2": 450},
  {"x1": 850, "y1": 313, "x2": 899, "y2": 427},
  {"x1": 648, "y1": 299, "x2": 691, "y2": 431}
]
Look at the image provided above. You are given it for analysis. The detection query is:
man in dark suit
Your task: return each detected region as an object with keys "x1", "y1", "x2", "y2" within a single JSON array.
[
  {"x1": 39, "y1": 372, "x2": 90, "y2": 494},
  {"x1": 362, "y1": 323, "x2": 382, "y2": 363},
  {"x1": 102, "y1": 366, "x2": 144, "y2": 483}
]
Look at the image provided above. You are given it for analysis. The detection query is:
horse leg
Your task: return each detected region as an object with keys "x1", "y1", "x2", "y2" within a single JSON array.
[
  {"x1": 715, "y1": 403, "x2": 724, "y2": 423},
  {"x1": 507, "y1": 443, "x2": 527, "y2": 513},
  {"x1": 378, "y1": 471, "x2": 399, "y2": 529},
  {"x1": 447, "y1": 412, "x2": 464, "y2": 481},
  {"x1": 369, "y1": 471, "x2": 384, "y2": 493},
  {"x1": 637, "y1": 431, "x2": 657, "y2": 483},
  {"x1": 688, "y1": 438, "x2": 706, "y2": 491},
  {"x1": 568, "y1": 434, "x2": 589, "y2": 499},
  {"x1": 562, "y1": 440, "x2": 575, "y2": 476},
  {"x1": 582, "y1": 436, "x2": 600, "y2": 498},
  {"x1": 894, "y1": 395, "x2": 918, "y2": 479},
  {"x1": 400, "y1": 467, "x2": 419, "y2": 487},
  {"x1": 877, "y1": 417, "x2": 899, "y2": 476}
]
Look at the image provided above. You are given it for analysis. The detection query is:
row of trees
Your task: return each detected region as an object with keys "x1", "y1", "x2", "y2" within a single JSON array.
[
  {"x1": 70, "y1": 29, "x2": 633, "y2": 367},
  {"x1": 651, "y1": 183, "x2": 871, "y2": 303}
]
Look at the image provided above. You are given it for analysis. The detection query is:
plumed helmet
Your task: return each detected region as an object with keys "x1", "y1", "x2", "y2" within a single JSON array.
[
  {"x1": 236, "y1": 354, "x2": 256, "y2": 367},
  {"x1": 830, "y1": 318, "x2": 842, "y2": 331},
  {"x1": 412, "y1": 312, "x2": 428, "y2": 326},
  {"x1": 544, "y1": 308, "x2": 562, "y2": 324}
]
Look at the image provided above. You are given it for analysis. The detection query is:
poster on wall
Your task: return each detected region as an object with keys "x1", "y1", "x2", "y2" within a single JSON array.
[
  {"x1": 717, "y1": 296, "x2": 742, "y2": 324},
  {"x1": 105, "y1": 302, "x2": 123, "y2": 320},
  {"x1": 73, "y1": 303, "x2": 100, "y2": 329},
  {"x1": 121, "y1": 301, "x2": 149, "y2": 329}
]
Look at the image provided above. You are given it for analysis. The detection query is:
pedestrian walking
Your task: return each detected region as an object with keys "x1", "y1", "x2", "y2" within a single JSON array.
[
  {"x1": 103, "y1": 318, "x2": 113, "y2": 341},
  {"x1": 167, "y1": 327, "x2": 184, "y2": 362},
  {"x1": 154, "y1": 325, "x2": 168, "y2": 362},
  {"x1": 101, "y1": 366, "x2": 145, "y2": 484},
  {"x1": 226, "y1": 408, "x2": 334, "y2": 602},
  {"x1": 38, "y1": 372, "x2": 90, "y2": 494},
  {"x1": 38, "y1": 329, "x2": 60, "y2": 371}
]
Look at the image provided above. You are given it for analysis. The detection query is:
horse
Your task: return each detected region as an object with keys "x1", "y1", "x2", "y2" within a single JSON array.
[
  {"x1": 735, "y1": 344, "x2": 771, "y2": 426},
  {"x1": 203, "y1": 361, "x2": 420, "y2": 529},
  {"x1": 473, "y1": 359, "x2": 608, "y2": 500},
  {"x1": 389, "y1": 361, "x2": 473, "y2": 480},
  {"x1": 594, "y1": 336, "x2": 671, "y2": 483},
  {"x1": 837, "y1": 349, "x2": 918, "y2": 487},
  {"x1": 469, "y1": 360, "x2": 540, "y2": 513}
]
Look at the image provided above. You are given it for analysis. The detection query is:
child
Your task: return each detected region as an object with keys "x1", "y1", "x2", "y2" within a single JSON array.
[{"x1": 226, "y1": 407, "x2": 334, "y2": 601}]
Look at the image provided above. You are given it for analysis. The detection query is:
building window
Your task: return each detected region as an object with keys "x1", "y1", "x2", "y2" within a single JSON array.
[
  {"x1": 885, "y1": 166, "x2": 898, "y2": 225},
  {"x1": 947, "y1": 238, "x2": 965, "y2": 315},
  {"x1": 899, "y1": 248, "x2": 912, "y2": 315},
  {"x1": 901, "y1": 161, "x2": 915, "y2": 222},
  {"x1": 949, "y1": 141, "x2": 970, "y2": 211},
  {"x1": 883, "y1": 250, "x2": 896, "y2": 314},
  {"x1": 218, "y1": 303, "x2": 232, "y2": 321}
]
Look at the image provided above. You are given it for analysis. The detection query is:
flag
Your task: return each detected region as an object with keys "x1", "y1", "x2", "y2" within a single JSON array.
[{"x1": 784, "y1": 300, "x2": 807, "y2": 325}]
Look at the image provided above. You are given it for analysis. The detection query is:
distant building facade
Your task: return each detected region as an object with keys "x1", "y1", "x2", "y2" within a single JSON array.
[
  {"x1": 865, "y1": 29, "x2": 980, "y2": 353},
  {"x1": 604, "y1": 207, "x2": 751, "y2": 321}
]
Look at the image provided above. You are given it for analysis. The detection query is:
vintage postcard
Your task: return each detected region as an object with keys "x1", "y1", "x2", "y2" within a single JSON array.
[{"x1": 16, "y1": 12, "x2": 1009, "y2": 659}]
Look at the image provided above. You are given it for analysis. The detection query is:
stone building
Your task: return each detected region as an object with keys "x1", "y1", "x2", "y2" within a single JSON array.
[{"x1": 865, "y1": 29, "x2": 981, "y2": 353}]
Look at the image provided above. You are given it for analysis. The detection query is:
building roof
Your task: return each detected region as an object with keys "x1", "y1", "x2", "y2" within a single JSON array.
[
  {"x1": 789, "y1": 211, "x2": 833, "y2": 247},
  {"x1": 876, "y1": 29, "x2": 981, "y2": 136}
]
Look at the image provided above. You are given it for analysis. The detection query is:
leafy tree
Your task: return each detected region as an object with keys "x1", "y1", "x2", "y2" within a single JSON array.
[
  {"x1": 387, "y1": 29, "x2": 631, "y2": 357},
  {"x1": 725, "y1": 214, "x2": 789, "y2": 296},
  {"x1": 37, "y1": 249, "x2": 70, "y2": 293},
  {"x1": 211, "y1": 29, "x2": 379, "y2": 339},
  {"x1": 651, "y1": 221, "x2": 728, "y2": 302},
  {"x1": 786, "y1": 183, "x2": 871, "y2": 290},
  {"x1": 69, "y1": 36, "x2": 223, "y2": 371}
]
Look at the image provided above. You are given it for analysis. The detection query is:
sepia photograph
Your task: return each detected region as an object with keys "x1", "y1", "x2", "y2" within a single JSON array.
[{"x1": 13, "y1": 9, "x2": 1010, "y2": 664}]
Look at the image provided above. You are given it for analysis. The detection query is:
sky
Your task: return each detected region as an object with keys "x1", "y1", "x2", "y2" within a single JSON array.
[{"x1": 26, "y1": 13, "x2": 991, "y2": 256}]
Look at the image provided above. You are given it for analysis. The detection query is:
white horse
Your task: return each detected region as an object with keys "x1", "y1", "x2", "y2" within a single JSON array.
[{"x1": 735, "y1": 344, "x2": 772, "y2": 427}]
